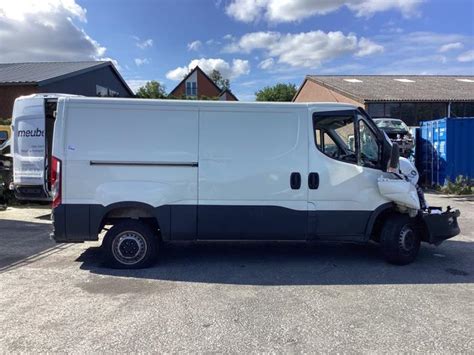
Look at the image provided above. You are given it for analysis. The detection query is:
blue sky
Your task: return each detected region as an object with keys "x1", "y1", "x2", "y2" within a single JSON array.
[{"x1": 1, "y1": 0, "x2": 473, "y2": 100}]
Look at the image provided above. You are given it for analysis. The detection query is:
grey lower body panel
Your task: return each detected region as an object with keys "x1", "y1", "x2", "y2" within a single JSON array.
[
  {"x1": 14, "y1": 185, "x2": 51, "y2": 201},
  {"x1": 52, "y1": 204, "x2": 380, "y2": 243}
]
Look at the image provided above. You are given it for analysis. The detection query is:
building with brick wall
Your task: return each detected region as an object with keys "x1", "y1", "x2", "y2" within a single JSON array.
[
  {"x1": 169, "y1": 66, "x2": 238, "y2": 101},
  {"x1": 293, "y1": 75, "x2": 474, "y2": 126},
  {"x1": 0, "y1": 61, "x2": 133, "y2": 118}
]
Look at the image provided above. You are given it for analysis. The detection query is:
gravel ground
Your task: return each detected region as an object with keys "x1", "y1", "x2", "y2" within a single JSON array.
[{"x1": 0, "y1": 194, "x2": 472, "y2": 353}]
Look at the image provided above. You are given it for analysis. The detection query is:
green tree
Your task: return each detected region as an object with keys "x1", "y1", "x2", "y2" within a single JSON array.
[
  {"x1": 209, "y1": 69, "x2": 230, "y2": 90},
  {"x1": 135, "y1": 81, "x2": 167, "y2": 99},
  {"x1": 255, "y1": 83, "x2": 297, "y2": 102}
]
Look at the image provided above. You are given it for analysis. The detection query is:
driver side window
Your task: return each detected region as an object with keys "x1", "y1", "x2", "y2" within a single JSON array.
[
  {"x1": 313, "y1": 114, "x2": 357, "y2": 164},
  {"x1": 313, "y1": 111, "x2": 382, "y2": 169}
]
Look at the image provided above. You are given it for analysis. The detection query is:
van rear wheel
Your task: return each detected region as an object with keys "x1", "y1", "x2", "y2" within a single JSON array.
[
  {"x1": 380, "y1": 214, "x2": 420, "y2": 265},
  {"x1": 103, "y1": 220, "x2": 158, "y2": 269}
]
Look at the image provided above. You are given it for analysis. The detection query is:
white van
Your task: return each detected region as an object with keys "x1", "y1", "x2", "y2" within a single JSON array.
[
  {"x1": 11, "y1": 94, "x2": 78, "y2": 201},
  {"x1": 51, "y1": 97, "x2": 460, "y2": 268}
]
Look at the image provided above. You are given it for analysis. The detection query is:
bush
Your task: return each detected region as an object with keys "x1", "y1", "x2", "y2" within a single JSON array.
[{"x1": 440, "y1": 175, "x2": 473, "y2": 195}]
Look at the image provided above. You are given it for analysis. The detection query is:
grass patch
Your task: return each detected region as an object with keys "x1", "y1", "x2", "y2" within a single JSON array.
[{"x1": 438, "y1": 175, "x2": 473, "y2": 195}]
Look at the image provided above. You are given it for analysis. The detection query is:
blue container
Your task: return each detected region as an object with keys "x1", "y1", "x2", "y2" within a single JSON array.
[{"x1": 417, "y1": 117, "x2": 474, "y2": 186}]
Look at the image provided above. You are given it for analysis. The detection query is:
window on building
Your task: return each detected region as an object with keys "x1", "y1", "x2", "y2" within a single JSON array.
[
  {"x1": 108, "y1": 89, "x2": 119, "y2": 97},
  {"x1": 400, "y1": 103, "x2": 416, "y2": 126},
  {"x1": 385, "y1": 103, "x2": 401, "y2": 119},
  {"x1": 369, "y1": 102, "x2": 449, "y2": 125},
  {"x1": 465, "y1": 103, "x2": 474, "y2": 117},
  {"x1": 96, "y1": 85, "x2": 120, "y2": 97},
  {"x1": 453, "y1": 102, "x2": 474, "y2": 117},
  {"x1": 186, "y1": 81, "x2": 197, "y2": 96},
  {"x1": 416, "y1": 103, "x2": 433, "y2": 122},
  {"x1": 96, "y1": 85, "x2": 108, "y2": 97},
  {"x1": 368, "y1": 103, "x2": 384, "y2": 117},
  {"x1": 431, "y1": 103, "x2": 446, "y2": 119},
  {"x1": 451, "y1": 102, "x2": 465, "y2": 117}
]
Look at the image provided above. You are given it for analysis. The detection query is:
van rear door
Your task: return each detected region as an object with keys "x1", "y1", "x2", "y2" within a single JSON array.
[
  {"x1": 12, "y1": 96, "x2": 57, "y2": 200},
  {"x1": 12, "y1": 96, "x2": 48, "y2": 199}
]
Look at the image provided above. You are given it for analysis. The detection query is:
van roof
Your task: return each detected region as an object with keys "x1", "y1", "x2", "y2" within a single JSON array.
[
  {"x1": 60, "y1": 96, "x2": 358, "y2": 111},
  {"x1": 17, "y1": 93, "x2": 82, "y2": 100}
]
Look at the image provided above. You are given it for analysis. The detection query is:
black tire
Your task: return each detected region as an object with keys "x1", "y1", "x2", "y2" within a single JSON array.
[
  {"x1": 380, "y1": 214, "x2": 420, "y2": 265},
  {"x1": 102, "y1": 220, "x2": 158, "y2": 269}
]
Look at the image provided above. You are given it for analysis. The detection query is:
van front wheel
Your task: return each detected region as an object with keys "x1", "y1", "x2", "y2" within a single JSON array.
[
  {"x1": 103, "y1": 220, "x2": 158, "y2": 269},
  {"x1": 380, "y1": 214, "x2": 420, "y2": 265}
]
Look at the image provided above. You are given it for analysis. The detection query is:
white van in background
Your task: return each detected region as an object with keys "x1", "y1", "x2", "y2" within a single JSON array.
[
  {"x1": 51, "y1": 98, "x2": 460, "y2": 268},
  {"x1": 11, "y1": 94, "x2": 78, "y2": 201}
]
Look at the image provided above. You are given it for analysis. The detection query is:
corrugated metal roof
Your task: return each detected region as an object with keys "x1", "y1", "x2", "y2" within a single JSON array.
[
  {"x1": 305, "y1": 75, "x2": 474, "y2": 102},
  {"x1": 0, "y1": 61, "x2": 108, "y2": 84}
]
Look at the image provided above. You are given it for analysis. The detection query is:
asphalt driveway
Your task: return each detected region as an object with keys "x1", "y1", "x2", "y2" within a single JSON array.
[{"x1": 0, "y1": 194, "x2": 472, "y2": 352}]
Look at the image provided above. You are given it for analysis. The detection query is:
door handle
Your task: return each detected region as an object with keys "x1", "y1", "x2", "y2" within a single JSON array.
[
  {"x1": 290, "y1": 172, "x2": 301, "y2": 190},
  {"x1": 308, "y1": 172, "x2": 319, "y2": 189}
]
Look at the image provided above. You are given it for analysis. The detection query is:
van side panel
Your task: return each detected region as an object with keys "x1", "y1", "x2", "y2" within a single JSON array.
[
  {"x1": 198, "y1": 109, "x2": 308, "y2": 239},
  {"x1": 60, "y1": 101, "x2": 199, "y2": 240}
]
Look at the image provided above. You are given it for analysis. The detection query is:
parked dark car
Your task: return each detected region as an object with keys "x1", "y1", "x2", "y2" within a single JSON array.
[{"x1": 373, "y1": 118, "x2": 414, "y2": 157}]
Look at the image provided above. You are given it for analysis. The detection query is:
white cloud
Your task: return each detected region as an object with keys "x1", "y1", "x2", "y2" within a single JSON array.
[
  {"x1": 223, "y1": 34, "x2": 236, "y2": 41},
  {"x1": 258, "y1": 58, "x2": 274, "y2": 69},
  {"x1": 166, "y1": 58, "x2": 250, "y2": 81},
  {"x1": 166, "y1": 67, "x2": 190, "y2": 81},
  {"x1": 356, "y1": 31, "x2": 474, "y2": 74},
  {"x1": 225, "y1": 30, "x2": 384, "y2": 67},
  {"x1": 125, "y1": 79, "x2": 166, "y2": 93},
  {"x1": 356, "y1": 37, "x2": 384, "y2": 56},
  {"x1": 458, "y1": 50, "x2": 474, "y2": 62},
  {"x1": 226, "y1": 31, "x2": 281, "y2": 53},
  {"x1": 134, "y1": 58, "x2": 150, "y2": 66},
  {"x1": 135, "y1": 38, "x2": 153, "y2": 49},
  {"x1": 187, "y1": 40, "x2": 202, "y2": 51},
  {"x1": 0, "y1": 0, "x2": 112, "y2": 62},
  {"x1": 231, "y1": 59, "x2": 251, "y2": 77},
  {"x1": 439, "y1": 42, "x2": 463, "y2": 53},
  {"x1": 126, "y1": 79, "x2": 150, "y2": 93},
  {"x1": 225, "y1": 0, "x2": 424, "y2": 23}
]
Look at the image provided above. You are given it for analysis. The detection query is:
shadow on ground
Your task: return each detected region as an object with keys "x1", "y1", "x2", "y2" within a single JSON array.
[
  {"x1": 77, "y1": 239, "x2": 473, "y2": 286},
  {"x1": 0, "y1": 218, "x2": 58, "y2": 270}
]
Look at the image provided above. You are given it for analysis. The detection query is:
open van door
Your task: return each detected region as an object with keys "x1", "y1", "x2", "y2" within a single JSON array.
[{"x1": 12, "y1": 94, "x2": 74, "y2": 201}]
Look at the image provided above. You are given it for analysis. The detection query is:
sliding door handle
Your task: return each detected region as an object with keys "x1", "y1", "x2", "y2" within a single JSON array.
[
  {"x1": 308, "y1": 172, "x2": 319, "y2": 189},
  {"x1": 290, "y1": 172, "x2": 301, "y2": 190}
]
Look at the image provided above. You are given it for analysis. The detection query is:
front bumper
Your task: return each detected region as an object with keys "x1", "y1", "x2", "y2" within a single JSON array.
[{"x1": 421, "y1": 209, "x2": 460, "y2": 245}]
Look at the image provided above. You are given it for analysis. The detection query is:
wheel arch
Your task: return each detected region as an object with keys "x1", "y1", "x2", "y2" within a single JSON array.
[
  {"x1": 364, "y1": 202, "x2": 396, "y2": 242},
  {"x1": 91, "y1": 201, "x2": 170, "y2": 241}
]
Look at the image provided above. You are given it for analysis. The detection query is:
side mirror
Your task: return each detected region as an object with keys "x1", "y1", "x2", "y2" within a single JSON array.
[{"x1": 388, "y1": 143, "x2": 400, "y2": 170}]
